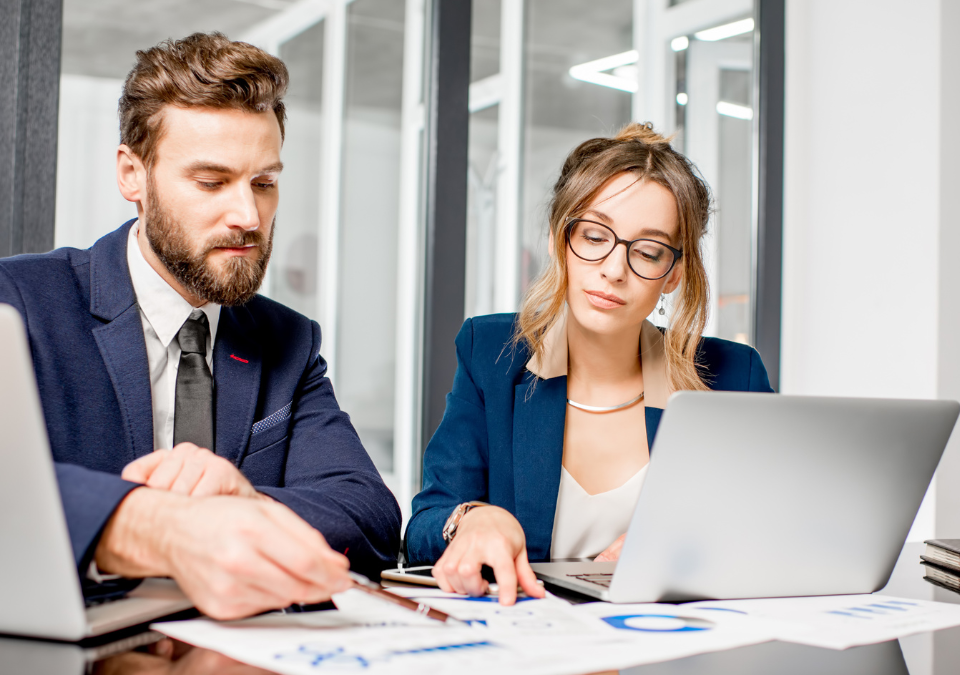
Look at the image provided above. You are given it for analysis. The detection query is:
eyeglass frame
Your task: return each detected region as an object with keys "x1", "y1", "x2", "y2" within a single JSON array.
[{"x1": 564, "y1": 218, "x2": 684, "y2": 281}]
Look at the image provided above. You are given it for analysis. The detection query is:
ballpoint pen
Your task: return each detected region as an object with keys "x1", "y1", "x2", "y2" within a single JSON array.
[{"x1": 348, "y1": 572, "x2": 468, "y2": 626}]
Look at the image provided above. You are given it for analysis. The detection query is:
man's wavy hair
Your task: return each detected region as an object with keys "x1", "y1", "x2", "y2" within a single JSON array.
[{"x1": 119, "y1": 32, "x2": 289, "y2": 167}]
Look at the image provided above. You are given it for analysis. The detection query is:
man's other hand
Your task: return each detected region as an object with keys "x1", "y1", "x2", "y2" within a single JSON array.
[
  {"x1": 94, "y1": 490, "x2": 352, "y2": 620},
  {"x1": 122, "y1": 444, "x2": 264, "y2": 500}
]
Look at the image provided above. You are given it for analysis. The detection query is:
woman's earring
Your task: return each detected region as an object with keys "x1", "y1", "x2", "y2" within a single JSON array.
[{"x1": 658, "y1": 294, "x2": 666, "y2": 316}]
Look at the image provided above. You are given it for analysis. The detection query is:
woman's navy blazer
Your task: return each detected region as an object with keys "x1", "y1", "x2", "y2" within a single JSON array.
[{"x1": 406, "y1": 312, "x2": 773, "y2": 565}]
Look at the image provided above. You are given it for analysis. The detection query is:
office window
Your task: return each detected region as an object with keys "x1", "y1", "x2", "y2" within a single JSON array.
[
  {"x1": 460, "y1": 0, "x2": 759, "y2": 348},
  {"x1": 522, "y1": 0, "x2": 634, "y2": 294},
  {"x1": 465, "y1": 0, "x2": 501, "y2": 318},
  {"x1": 54, "y1": 0, "x2": 428, "y2": 512},
  {"x1": 336, "y1": 0, "x2": 407, "y2": 479},
  {"x1": 52, "y1": 0, "x2": 774, "y2": 514},
  {"x1": 55, "y1": 1, "x2": 278, "y2": 249},
  {"x1": 270, "y1": 21, "x2": 325, "y2": 322},
  {"x1": 668, "y1": 8, "x2": 756, "y2": 342}
]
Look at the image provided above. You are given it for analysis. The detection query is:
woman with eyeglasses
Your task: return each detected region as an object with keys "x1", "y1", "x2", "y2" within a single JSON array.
[{"x1": 404, "y1": 122, "x2": 773, "y2": 605}]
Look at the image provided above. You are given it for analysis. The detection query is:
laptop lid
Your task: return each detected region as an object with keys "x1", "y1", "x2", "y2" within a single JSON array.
[
  {"x1": 609, "y1": 392, "x2": 959, "y2": 603},
  {"x1": 0, "y1": 304, "x2": 89, "y2": 640}
]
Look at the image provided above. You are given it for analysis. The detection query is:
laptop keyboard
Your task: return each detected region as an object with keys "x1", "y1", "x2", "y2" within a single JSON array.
[{"x1": 567, "y1": 573, "x2": 613, "y2": 588}]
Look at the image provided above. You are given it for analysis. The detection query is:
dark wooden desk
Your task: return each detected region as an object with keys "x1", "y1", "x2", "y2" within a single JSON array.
[{"x1": 2, "y1": 542, "x2": 959, "y2": 674}]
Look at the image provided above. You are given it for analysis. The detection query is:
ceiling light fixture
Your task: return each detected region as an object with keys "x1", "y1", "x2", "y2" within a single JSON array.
[
  {"x1": 569, "y1": 50, "x2": 639, "y2": 93},
  {"x1": 716, "y1": 101, "x2": 753, "y2": 120},
  {"x1": 694, "y1": 18, "x2": 755, "y2": 42},
  {"x1": 671, "y1": 36, "x2": 689, "y2": 52}
]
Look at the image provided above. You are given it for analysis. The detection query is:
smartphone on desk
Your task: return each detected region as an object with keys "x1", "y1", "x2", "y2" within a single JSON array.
[{"x1": 380, "y1": 565, "x2": 499, "y2": 588}]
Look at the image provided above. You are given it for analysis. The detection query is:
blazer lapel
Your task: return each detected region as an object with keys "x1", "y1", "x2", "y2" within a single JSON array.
[
  {"x1": 513, "y1": 372, "x2": 566, "y2": 562},
  {"x1": 213, "y1": 306, "x2": 262, "y2": 466},
  {"x1": 639, "y1": 320, "x2": 670, "y2": 453},
  {"x1": 89, "y1": 221, "x2": 154, "y2": 462}
]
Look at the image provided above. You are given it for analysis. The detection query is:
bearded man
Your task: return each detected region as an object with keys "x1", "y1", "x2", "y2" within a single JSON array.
[{"x1": 0, "y1": 33, "x2": 400, "y2": 619}]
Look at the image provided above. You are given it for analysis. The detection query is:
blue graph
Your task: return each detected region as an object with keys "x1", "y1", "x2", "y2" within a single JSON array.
[{"x1": 602, "y1": 614, "x2": 714, "y2": 632}]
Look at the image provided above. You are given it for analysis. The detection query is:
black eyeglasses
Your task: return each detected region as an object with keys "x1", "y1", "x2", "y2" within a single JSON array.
[{"x1": 565, "y1": 219, "x2": 683, "y2": 281}]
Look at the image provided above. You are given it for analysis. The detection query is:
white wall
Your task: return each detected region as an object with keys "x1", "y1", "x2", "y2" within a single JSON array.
[
  {"x1": 936, "y1": 0, "x2": 960, "y2": 541},
  {"x1": 782, "y1": 0, "x2": 945, "y2": 542}
]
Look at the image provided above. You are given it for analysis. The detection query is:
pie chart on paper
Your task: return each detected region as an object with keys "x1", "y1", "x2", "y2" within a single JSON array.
[{"x1": 601, "y1": 614, "x2": 714, "y2": 632}]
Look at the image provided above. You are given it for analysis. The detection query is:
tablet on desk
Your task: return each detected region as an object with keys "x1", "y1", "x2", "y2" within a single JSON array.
[
  {"x1": 380, "y1": 566, "x2": 441, "y2": 587},
  {"x1": 381, "y1": 566, "x2": 540, "y2": 595}
]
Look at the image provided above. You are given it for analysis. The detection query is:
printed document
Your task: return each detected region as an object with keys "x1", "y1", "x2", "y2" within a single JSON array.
[
  {"x1": 153, "y1": 589, "x2": 776, "y2": 674},
  {"x1": 687, "y1": 594, "x2": 960, "y2": 649}
]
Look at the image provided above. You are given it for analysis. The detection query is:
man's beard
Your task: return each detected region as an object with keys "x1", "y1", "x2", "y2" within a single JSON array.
[{"x1": 144, "y1": 175, "x2": 274, "y2": 307}]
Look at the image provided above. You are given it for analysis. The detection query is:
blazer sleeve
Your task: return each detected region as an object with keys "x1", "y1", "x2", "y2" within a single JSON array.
[
  {"x1": 0, "y1": 262, "x2": 140, "y2": 575},
  {"x1": 256, "y1": 322, "x2": 402, "y2": 578},
  {"x1": 405, "y1": 318, "x2": 490, "y2": 565},
  {"x1": 748, "y1": 346, "x2": 775, "y2": 393}
]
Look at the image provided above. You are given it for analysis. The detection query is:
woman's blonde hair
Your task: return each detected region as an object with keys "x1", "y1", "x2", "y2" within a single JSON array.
[{"x1": 514, "y1": 122, "x2": 713, "y2": 391}]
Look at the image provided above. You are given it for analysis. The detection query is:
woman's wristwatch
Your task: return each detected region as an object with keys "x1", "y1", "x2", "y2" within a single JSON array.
[{"x1": 442, "y1": 501, "x2": 488, "y2": 543}]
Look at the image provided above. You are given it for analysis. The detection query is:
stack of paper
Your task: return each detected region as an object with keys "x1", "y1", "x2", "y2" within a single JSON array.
[
  {"x1": 686, "y1": 594, "x2": 960, "y2": 650},
  {"x1": 153, "y1": 588, "x2": 777, "y2": 674},
  {"x1": 151, "y1": 590, "x2": 960, "y2": 673}
]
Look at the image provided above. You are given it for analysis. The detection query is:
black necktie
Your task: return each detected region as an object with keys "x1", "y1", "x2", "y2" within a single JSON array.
[{"x1": 173, "y1": 312, "x2": 215, "y2": 451}]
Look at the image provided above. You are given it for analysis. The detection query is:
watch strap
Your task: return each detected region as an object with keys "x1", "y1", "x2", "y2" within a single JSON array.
[{"x1": 442, "y1": 501, "x2": 488, "y2": 543}]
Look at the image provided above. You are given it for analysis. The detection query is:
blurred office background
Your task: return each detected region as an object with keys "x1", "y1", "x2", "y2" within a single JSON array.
[{"x1": 5, "y1": 0, "x2": 960, "y2": 552}]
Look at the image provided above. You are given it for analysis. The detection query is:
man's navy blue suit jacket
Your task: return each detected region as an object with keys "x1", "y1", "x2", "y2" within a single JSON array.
[
  {"x1": 406, "y1": 314, "x2": 773, "y2": 565},
  {"x1": 0, "y1": 221, "x2": 401, "y2": 578}
]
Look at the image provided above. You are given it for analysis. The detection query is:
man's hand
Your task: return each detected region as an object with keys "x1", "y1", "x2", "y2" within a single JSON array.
[
  {"x1": 122, "y1": 444, "x2": 263, "y2": 500},
  {"x1": 432, "y1": 505, "x2": 545, "y2": 606},
  {"x1": 594, "y1": 533, "x2": 626, "y2": 562},
  {"x1": 95, "y1": 489, "x2": 351, "y2": 620}
]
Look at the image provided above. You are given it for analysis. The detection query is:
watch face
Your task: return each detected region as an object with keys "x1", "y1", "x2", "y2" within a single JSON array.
[{"x1": 443, "y1": 504, "x2": 468, "y2": 542}]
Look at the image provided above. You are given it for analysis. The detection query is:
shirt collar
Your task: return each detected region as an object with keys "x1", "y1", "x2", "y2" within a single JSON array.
[
  {"x1": 524, "y1": 308, "x2": 670, "y2": 409},
  {"x1": 126, "y1": 221, "x2": 221, "y2": 348}
]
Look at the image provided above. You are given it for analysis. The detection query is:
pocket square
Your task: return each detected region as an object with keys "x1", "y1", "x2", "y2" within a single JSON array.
[{"x1": 251, "y1": 401, "x2": 292, "y2": 435}]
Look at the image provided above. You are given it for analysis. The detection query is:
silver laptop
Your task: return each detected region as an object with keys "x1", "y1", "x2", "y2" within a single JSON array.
[
  {"x1": 0, "y1": 304, "x2": 192, "y2": 641},
  {"x1": 532, "y1": 391, "x2": 959, "y2": 603}
]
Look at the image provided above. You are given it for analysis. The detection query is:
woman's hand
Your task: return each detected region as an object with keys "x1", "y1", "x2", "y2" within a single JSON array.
[
  {"x1": 594, "y1": 533, "x2": 626, "y2": 562},
  {"x1": 432, "y1": 505, "x2": 545, "y2": 605}
]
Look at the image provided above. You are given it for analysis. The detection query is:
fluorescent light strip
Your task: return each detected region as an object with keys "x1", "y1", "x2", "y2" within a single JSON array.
[
  {"x1": 671, "y1": 36, "x2": 689, "y2": 52},
  {"x1": 569, "y1": 50, "x2": 639, "y2": 92},
  {"x1": 694, "y1": 18, "x2": 754, "y2": 42},
  {"x1": 570, "y1": 71, "x2": 638, "y2": 93},
  {"x1": 716, "y1": 101, "x2": 753, "y2": 120},
  {"x1": 569, "y1": 49, "x2": 639, "y2": 74}
]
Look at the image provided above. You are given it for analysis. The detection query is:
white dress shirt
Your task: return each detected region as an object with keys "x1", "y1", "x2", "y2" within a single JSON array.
[{"x1": 125, "y1": 221, "x2": 221, "y2": 452}]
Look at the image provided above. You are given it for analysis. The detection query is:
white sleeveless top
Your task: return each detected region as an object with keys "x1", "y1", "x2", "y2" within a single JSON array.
[{"x1": 550, "y1": 464, "x2": 649, "y2": 560}]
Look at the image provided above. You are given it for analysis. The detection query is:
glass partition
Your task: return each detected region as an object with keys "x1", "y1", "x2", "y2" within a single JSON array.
[
  {"x1": 53, "y1": 0, "x2": 768, "y2": 515},
  {"x1": 669, "y1": 11, "x2": 755, "y2": 341},
  {"x1": 271, "y1": 22, "x2": 325, "y2": 321},
  {"x1": 56, "y1": 1, "x2": 276, "y2": 248},
  {"x1": 335, "y1": 0, "x2": 407, "y2": 480},
  {"x1": 522, "y1": 0, "x2": 634, "y2": 292},
  {"x1": 465, "y1": 0, "x2": 501, "y2": 318}
]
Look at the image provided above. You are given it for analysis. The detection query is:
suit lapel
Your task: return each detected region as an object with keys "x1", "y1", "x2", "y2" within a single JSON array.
[
  {"x1": 513, "y1": 372, "x2": 566, "y2": 562},
  {"x1": 93, "y1": 310, "x2": 155, "y2": 463},
  {"x1": 89, "y1": 221, "x2": 154, "y2": 462},
  {"x1": 213, "y1": 306, "x2": 262, "y2": 466}
]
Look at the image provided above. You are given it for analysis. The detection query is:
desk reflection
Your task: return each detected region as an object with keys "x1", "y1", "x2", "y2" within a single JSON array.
[
  {"x1": 624, "y1": 638, "x2": 908, "y2": 675},
  {"x1": 93, "y1": 639, "x2": 273, "y2": 675}
]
